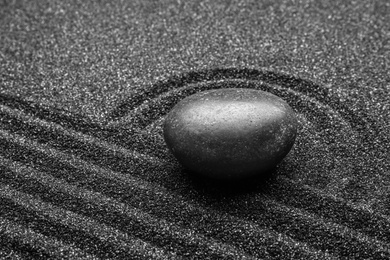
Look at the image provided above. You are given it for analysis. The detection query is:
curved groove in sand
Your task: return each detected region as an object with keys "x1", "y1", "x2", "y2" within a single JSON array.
[
  {"x1": 0, "y1": 130, "x2": 337, "y2": 259},
  {"x1": 0, "y1": 184, "x2": 180, "y2": 260},
  {"x1": 0, "y1": 141, "x2": 324, "y2": 259},
  {"x1": 0, "y1": 127, "x2": 389, "y2": 258},
  {"x1": 108, "y1": 68, "x2": 372, "y2": 136},
  {"x1": 0, "y1": 217, "x2": 98, "y2": 260},
  {"x1": 0, "y1": 68, "x2": 386, "y2": 258},
  {"x1": 128, "y1": 79, "x2": 357, "y2": 137}
]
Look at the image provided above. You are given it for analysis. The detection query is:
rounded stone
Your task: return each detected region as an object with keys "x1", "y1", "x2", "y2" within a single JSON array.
[{"x1": 163, "y1": 88, "x2": 298, "y2": 181}]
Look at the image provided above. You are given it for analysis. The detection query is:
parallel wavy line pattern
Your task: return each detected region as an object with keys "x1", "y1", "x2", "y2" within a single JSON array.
[
  {"x1": 0, "y1": 155, "x2": 251, "y2": 259},
  {"x1": 0, "y1": 185, "x2": 177, "y2": 260},
  {"x1": 0, "y1": 112, "x2": 332, "y2": 259},
  {"x1": 0, "y1": 217, "x2": 96, "y2": 259},
  {"x1": 1, "y1": 68, "x2": 389, "y2": 259}
]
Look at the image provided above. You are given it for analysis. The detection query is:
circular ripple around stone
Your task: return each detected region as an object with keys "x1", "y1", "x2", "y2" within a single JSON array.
[{"x1": 107, "y1": 68, "x2": 377, "y2": 199}]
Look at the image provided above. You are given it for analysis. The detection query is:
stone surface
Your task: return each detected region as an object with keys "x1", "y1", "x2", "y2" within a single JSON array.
[{"x1": 163, "y1": 88, "x2": 298, "y2": 181}]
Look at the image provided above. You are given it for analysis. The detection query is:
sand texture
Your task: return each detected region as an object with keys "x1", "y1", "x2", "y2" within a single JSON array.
[{"x1": 0, "y1": 0, "x2": 389, "y2": 259}]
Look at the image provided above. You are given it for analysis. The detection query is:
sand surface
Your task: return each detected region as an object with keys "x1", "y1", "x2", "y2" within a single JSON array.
[{"x1": 0, "y1": 0, "x2": 389, "y2": 259}]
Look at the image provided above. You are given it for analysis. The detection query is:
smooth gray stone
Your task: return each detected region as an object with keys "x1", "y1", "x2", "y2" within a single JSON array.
[{"x1": 163, "y1": 88, "x2": 298, "y2": 181}]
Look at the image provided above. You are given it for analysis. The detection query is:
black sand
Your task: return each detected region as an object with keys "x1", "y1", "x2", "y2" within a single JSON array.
[{"x1": 0, "y1": 0, "x2": 389, "y2": 259}]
